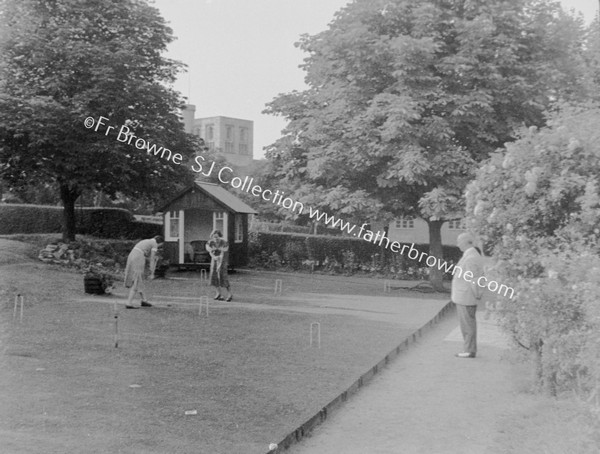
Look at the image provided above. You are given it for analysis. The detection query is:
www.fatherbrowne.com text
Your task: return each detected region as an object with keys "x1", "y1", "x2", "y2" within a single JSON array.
[
  {"x1": 84, "y1": 115, "x2": 515, "y2": 300},
  {"x1": 205, "y1": 163, "x2": 514, "y2": 300}
]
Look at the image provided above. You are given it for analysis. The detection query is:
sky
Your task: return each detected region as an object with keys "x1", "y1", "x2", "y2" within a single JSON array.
[{"x1": 151, "y1": 0, "x2": 599, "y2": 160}]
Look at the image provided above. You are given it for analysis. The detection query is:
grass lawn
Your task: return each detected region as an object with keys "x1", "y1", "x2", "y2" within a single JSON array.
[{"x1": 0, "y1": 237, "x2": 447, "y2": 454}]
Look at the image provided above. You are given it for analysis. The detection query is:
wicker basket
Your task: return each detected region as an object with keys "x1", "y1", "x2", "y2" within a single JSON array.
[{"x1": 84, "y1": 276, "x2": 105, "y2": 295}]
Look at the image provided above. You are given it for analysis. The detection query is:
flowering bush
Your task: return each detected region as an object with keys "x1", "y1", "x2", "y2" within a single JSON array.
[
  {"x1": 466, "y1": 104, "x2": 600, "y2": 397},
  {"x1": 491, "y1": 239, "x2": 600, "y2": 395}
]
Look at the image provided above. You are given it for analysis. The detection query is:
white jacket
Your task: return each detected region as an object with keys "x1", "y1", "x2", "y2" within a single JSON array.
[{"x1": 451, "y1": 247, "x2": 485, "y2": 306}]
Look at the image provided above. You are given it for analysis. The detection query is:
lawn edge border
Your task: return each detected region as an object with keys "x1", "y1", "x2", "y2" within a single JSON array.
[{"x1": 267, "y1": 300, "x2": 455, "y2": 453}]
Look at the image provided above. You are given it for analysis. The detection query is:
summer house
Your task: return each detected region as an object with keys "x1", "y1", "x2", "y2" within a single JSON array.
[{"x1": 157, "y1": 181, "x2": 257, "y2": 269}]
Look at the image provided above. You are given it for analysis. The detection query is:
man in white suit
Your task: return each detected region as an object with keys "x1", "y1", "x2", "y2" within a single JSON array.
[{"x1": 451, "y1": 232, "x2": 485, "y2": 358}]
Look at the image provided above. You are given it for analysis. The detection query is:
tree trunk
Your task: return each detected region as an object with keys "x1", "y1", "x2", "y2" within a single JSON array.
[
  {"x1": 380, "y1": 224, "x2": 389, "y2": 267},
  {"x1": 531, "y1": 339, "x2": 556, "y2": 394},
  {"x1": 60, "y1": 183, "x2": 80, "y2": 242},
  {"x1": 427, "y1": 219, "x2": 445, "y2": 292}
]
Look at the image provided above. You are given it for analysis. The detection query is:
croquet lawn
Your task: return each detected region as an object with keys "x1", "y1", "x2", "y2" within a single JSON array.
[{"x1": 0, "y1": 238, "x2": 447, "y2": 454}]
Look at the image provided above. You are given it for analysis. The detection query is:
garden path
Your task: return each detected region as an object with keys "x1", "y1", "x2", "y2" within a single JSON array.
[{"x1": 285, "y1": 310, "x2": 542, "y2": 454}]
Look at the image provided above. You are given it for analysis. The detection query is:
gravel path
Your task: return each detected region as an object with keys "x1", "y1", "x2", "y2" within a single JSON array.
[{"x1": 286, "y1": 309, "x2": 531, "y2": 454}]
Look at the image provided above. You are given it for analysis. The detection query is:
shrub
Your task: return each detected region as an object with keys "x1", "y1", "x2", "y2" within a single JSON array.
[
  {"x1": 265, "y1": 251, "x2": 283, "y2": 270},
  {"x1": 341, "y1": 250, "x2": 358, "y2": 273},
  {"x1": 0, "y1": 204, "x2": 161, "y2": 239},
  {"x1": 283, "y1": 241, "x2": 305, "y2": 270},
  {"x1": 247, "y1": 231, "x2": 460, "y2": 276},
  {"x1": 122, "y1": 221, "x2": 162, "y2": 239},
  {"x1": 467, "y1": 104, "x2": 600, "y2": 397},
  {"x1": 492, "y1": 240, "x2": 600, "y2": 397},
  {"x1": 0, "y1": 204, "x2": 63, "y2": 234},
  {"x1": 78, "y1": 208, "x2": 134, "y2": 237}
]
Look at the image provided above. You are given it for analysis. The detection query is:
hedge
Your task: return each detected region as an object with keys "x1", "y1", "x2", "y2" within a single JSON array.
[
  {"x1": 248, "y1": 231, "x2": 462, "y2": 270},
  {"x1": 0, "y1": 204, "x2": 64, "y2": 234},
  {"x1": 0, "y1": 204, "x2": 161, "y2": 239},
  {"x1": 251, "y1": 221, "x2": 343, "y2": 236}
]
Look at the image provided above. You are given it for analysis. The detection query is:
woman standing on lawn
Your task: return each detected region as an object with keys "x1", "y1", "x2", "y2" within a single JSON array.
[
  {"x1": 124, "y1": 235, "x2": 164, "y2": 309},
  {"x1": 206, "y1": 229, "x2": 232, "y2": 301}
]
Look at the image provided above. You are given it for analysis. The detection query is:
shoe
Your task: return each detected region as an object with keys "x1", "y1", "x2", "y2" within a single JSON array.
[
  {"x1": 214, "y1": 295, "x2": 224, "y2": 301},
  {"x1": 141, "y1": 301, "x2": 153, "y2": 307},
  {"x1": 125, "y1": 305, "x2": 140, "y2": 309},
  {"x1": 455, "y1": 352, "x2": 476, "y2": 358},
  {"x1": 226, "y1": 295, "x2": 233, "y2": 302}
]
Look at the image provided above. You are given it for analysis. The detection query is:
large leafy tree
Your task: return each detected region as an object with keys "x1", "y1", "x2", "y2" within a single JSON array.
[
  {"x1": 264, "y1": 0, "x2": 593, "y2": 290},
  {"x1": 0, "y1": 0, "x2": 199, "y2": 241}
]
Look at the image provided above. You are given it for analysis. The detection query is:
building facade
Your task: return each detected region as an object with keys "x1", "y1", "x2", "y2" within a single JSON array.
[
  {"x1": 385, "y1": 217, "x2": 466, "y2": 246},
  {"x1": 181, "y1": 104, "x2": 254, "y2": 167}
]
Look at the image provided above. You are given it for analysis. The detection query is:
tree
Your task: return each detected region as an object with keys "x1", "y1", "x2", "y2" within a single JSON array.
[
  {"x1": 264, "y1": 0, "x2": 594, "y2": 290},
  {"x1": 0, "y1": 0, "x2": 199, "y2": 241}
]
